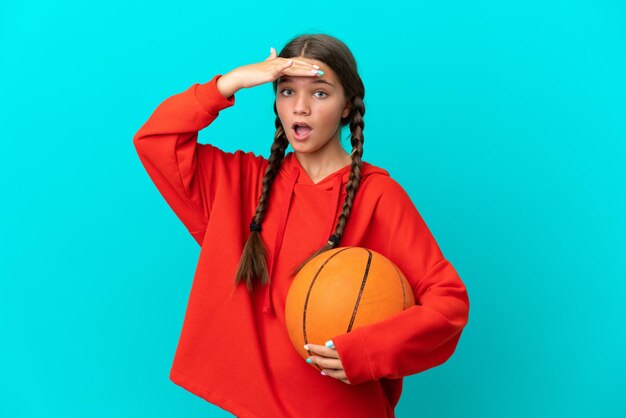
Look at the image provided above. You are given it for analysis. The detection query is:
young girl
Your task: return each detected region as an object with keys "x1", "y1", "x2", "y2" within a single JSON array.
[{"x1": 134, "y1": 33, "x2": 470, "y2": 418}]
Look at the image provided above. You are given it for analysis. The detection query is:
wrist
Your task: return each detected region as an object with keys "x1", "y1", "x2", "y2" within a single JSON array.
[{"x1": 216, "y1": 73, "x2": 240, "y2": 99}]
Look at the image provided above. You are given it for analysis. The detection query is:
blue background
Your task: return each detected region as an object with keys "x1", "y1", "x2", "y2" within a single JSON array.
[{"x1": 1, "y1": 1, "x2": 624, "y2": 417}]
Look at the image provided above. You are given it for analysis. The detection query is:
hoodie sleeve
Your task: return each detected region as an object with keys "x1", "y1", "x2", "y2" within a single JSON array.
[
  {"x1": 330, "y1": 179, "x2": 470, "y2": 385},
  {"x1": 133, "y1": 74, "x2": 244, "y2": 246}
]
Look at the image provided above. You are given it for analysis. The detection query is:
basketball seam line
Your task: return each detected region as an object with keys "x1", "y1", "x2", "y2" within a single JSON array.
[
  {"x1": 346, "y1": 249, "x2": 372, "y2": 332},
  {"x1": 302, "y1": 247, "x2": 352, "y2": 372}
]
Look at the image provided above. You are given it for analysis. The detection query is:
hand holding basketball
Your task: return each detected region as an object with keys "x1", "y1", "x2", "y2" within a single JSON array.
[{"x1": 304, "y1": 341, "x2": 351, "y2": 385}]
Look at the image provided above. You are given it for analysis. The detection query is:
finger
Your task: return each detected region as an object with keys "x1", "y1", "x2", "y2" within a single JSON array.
[
  {"x1": 280, "y1": 59, "x2": 293, "y2": 68},
  {"x1": 305, "y1": 344, "x2": 339, "y2": 358},
  {"x1": 309, "y1": 356, "x2": 342, "y2": 370},
  {"x1": 265, "y1": 53, "x2": 311, "y2": 68},
  {"x1": 275, "y1": 56, "x2": 320, "y2": 70},
  {"x1": 278, "y1": 56, "x2": 319, "y2": 69},
  {"x1": 285, "y1": 61, "x2": 324, "y2": 77},
  {"x1": 294, "y1": 59, "x2": 320, "y2": 69},
  {"x1": 282, "y1": 62, "x2": 323, "y2": 76},
  {"x1": 278, "y1": 62, "x2": 321, "y2": 76},
  {"x1": 321, "y1": 368, "x2": 349, "y2": 383},
  {"x1": 281, "y1": 67, "x2": 323, "y2": 79}
]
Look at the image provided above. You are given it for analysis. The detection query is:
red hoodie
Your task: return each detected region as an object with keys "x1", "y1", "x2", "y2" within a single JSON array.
[{"x1": 133, "y1": 74, "x2": 470, "y2": 418}]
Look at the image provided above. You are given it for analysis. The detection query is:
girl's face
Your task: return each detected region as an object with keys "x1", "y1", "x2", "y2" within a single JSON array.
[{"x1": 276, "y1": 58, "x2": 351, "y2": 158}]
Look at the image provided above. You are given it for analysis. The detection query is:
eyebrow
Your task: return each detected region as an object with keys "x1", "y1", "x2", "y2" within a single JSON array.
[{"x1": 277, "y1": 76, "x2": 336, "y2": 89}]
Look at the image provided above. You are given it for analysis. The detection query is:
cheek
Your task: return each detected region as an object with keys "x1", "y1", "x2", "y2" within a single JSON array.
[
  {"x1": 275, "y1": 99, "x2": 284, "y2": 114},
  {"x1": 275, "y1": 100, "x2": 288, "y2": 124},
  {"x1": 318, "y1": 106, "x2": 345, "y2": 127}
]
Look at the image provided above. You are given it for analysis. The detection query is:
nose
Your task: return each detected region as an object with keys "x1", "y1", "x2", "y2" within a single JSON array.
[{"x1": 293, "y1": 93, "x2": 310, "y2": 115}]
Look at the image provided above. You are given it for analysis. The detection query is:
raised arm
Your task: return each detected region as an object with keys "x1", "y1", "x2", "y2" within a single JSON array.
[
  {"x1": 133, "y1": 74, "x2": 236, "y2": 245},
  {"x1": 133, "y1": 49, "x2": 333, "y2": 246}
]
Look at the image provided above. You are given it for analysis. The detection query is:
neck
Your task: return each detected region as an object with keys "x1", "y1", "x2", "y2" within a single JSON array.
[{"x1": 294, "y1": 140, "x2": 352, "y2": 183}]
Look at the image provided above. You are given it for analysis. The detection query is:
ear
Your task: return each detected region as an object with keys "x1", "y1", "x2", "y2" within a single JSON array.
[{"x1": 342, "y1": 99, "x2": 352, "y2": 119}]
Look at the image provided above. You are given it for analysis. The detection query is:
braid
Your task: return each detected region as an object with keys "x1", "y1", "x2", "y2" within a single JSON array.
[
  {"x1": 234, "y1": 114, "x2": 288, "y2": 294},
  {"x1": 334, "y1": 95, "x2": 365, "y2": 239},
  {"x1": 252, "y1": 118, "x2": 289, "y2": 225},
  {"x1": 290, "y1": 95, "x2": 365, "y2": 277}
]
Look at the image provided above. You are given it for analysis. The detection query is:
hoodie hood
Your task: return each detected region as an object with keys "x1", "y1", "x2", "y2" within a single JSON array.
[{"x1": 261, "y1": 152, "x2": 390, "y2": 315}]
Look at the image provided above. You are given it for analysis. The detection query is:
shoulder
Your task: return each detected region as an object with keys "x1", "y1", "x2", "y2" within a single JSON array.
[
  {"x1": 199, "y1": 143, "x2": 268, "y2": 169},
  {"x1": 359, "y1": 161, "x2": 413, "y2": 205},
  {"x1": 358, "y1": 164, "x2": 425, "y2": 232}
]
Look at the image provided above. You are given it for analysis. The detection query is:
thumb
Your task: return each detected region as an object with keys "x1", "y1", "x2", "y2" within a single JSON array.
[{"x1": 266, "y1": 46, "x2": 277, "y2": 61}]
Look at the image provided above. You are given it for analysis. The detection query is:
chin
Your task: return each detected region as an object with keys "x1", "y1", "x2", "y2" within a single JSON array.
[
  {"x1": 289, "y1": 144, "x2": 317, "y2": 155},
  {"x1": 287, "y1": 137, "x2": 308, "y2": 151}
]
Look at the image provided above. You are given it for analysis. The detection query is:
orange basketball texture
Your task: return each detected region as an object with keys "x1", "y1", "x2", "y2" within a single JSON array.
[{"x1": 285, "y1": 246, "x2": 416, "y2": 367}]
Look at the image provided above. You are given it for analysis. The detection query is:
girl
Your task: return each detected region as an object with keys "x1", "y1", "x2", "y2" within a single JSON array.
[{"x1": 134, "y1": 33, "x2": 470, "y2": 418}]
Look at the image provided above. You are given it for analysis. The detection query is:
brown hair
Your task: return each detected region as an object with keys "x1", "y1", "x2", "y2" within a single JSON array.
[{"x1": 234, "y1": 33, "x2": 366, "y2": 294}]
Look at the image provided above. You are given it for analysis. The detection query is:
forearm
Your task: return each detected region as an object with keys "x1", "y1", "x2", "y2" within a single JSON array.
[{"x1": 216, "y1": 72, "x2": 241, "y2": 99}]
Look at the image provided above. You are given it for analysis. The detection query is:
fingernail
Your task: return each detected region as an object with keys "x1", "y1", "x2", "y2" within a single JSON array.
[
  {"x1": 317, "y1": 70, "x2": 325, "y2": 76},
  {"x1": 304, "y1": 344, "x2": 309, "y2": 350},
  {"x1": 306, "y1": 358, "x2": 312, "y2": 363},
  {"x1": 312, "y1": 64, "x2": 320, "y2": 69},
  {"x1": 320, "y1": 371, "x2": 326, "y2": 376},
  {"x1": 325, "y1": 340, "x2": 335, "y2": 349}
]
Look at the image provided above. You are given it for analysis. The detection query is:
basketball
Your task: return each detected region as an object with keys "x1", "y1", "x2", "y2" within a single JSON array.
[{"x1": 284, "y1": 246, "x2": 416, "y2": 366}]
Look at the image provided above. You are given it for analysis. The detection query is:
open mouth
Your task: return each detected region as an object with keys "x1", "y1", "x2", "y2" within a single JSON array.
[{"x1": 292, "y1": 122, "x2": 312, "y2": 139}]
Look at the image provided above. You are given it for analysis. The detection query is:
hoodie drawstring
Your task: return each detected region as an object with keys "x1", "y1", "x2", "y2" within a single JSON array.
[
  {"x1": 261, "y1": 162, "x2": 354, "y2": 315},
  {"x1": 263, "y1": 167, "x2": 300, "y2": 314}
]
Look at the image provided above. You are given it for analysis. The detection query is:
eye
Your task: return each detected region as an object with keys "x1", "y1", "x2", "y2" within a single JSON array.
[
  {"x1": 314, "y1": 91, "x2": 329, "y2": 98},
  {"x1": 280, "y1": 88, "x2": 294, "y2": 96}
]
